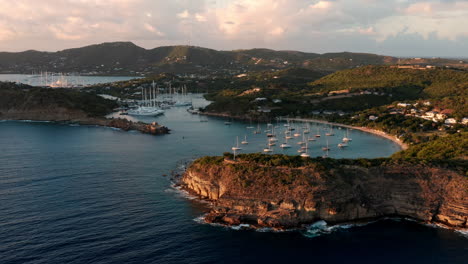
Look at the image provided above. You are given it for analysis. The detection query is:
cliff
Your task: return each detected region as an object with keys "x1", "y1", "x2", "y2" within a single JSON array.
[{"x1": 181, "y1": 157, "x2": 467, "y2": 230}]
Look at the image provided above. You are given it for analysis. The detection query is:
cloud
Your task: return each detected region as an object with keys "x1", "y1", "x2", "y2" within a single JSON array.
[{"x1": 0, "y1": 0, "x2": 466, "y2": 57}]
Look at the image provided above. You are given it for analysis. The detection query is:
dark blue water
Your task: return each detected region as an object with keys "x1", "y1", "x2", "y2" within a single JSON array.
[{"x1": 1, "y1": 98, "x2": 466, "y2": 264}]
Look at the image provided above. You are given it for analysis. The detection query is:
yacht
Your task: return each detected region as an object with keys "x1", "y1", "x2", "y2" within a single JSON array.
[
  {"x1": 128, "y1": 86, "x2": 165, "y2": 116},
  {"x1": 232, "y1": 136, "x2": 242, "y2": 151},
  {"x1": 241, "y1": 135, "x2": 249, "y2": 145}
]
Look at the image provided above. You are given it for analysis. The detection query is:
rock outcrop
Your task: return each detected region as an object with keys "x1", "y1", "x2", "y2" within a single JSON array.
[
  {"x1": 0, "y1": 108, "x2": 170, "y2": 135},
  {"x1": 181, "y1": 159, "x2": 467, "y2": 230}
]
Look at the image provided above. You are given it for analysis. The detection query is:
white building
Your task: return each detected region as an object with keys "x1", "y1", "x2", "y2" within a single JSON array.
[
  {"x1": 397, "y1": 103, "x2": 411, "y2": 107},
  {"x1": 445, "y1": 118, "x2": 457, "y2": 124}
]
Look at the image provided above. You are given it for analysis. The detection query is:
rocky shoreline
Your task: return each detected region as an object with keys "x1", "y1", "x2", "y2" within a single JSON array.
[
  {"x1": 0, "y1": 111, "x2": 170, "y2": 135},
  {"x1": 180, "y1": 157, "x2": 467, "y2": 231}
]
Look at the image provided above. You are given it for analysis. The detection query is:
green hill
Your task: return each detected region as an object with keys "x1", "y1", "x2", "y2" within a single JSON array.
[
  {"x1": 0, "y1": 82, "x2": 117, "y2": 117},
  {"x1": 308, "y1": 65, "x2": 468, "y2": 99},
  {"x1": 0, "y1": 42, "x2": 397, "y2": 75}
]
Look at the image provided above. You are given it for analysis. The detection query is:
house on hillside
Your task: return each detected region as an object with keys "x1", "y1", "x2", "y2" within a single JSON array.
[
  {"x1": 445, "y1": 118, "x2": 457, "y2": 124},
  {"x1": 397, "y1": 103, "x2": 411, "y2": 108},
  {"x1": 328, "y1": 89, "x2": 349, "y2": 96}
]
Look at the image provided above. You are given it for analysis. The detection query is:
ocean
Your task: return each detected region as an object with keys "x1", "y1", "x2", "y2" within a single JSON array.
[{"x1": 0, "y1": 96, "x2": 466, "y2": 263}]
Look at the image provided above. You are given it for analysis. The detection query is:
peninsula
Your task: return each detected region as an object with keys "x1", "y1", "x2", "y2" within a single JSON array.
[
  {"x1": 0, "y1": 82, "x2": 169, "y2": 135},
  {"x1": 180, "y1": 131, "x2": 467, "y2": 230},
  {"x1": 181, "y1": 153, "x2": 467, "y2": 230}
]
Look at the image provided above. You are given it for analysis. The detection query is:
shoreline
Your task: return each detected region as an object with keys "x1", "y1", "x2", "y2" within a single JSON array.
[
  {"x1": 280, "y1": 117, "x2": 409, "y2": 150},
  {"x1": 198, "y1": 112, "x2": 408, "y2": 151},
  {"x1": 0, "y1": 116, "x2": 170, "y2": 136}
]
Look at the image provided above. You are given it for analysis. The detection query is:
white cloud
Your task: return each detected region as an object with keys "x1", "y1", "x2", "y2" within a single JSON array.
[
  {"x1": 0, "y1": 0, "x2": 466, "y2": 56},
  {"x1": 177, "y1": 10, "x2": 190, "y2": 19}
]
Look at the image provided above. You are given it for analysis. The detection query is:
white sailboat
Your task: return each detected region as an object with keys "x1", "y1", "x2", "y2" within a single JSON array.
[
  {"x1": 280, "y1": 136, "x2": 292, "y2": 148},
  {"x1": 174, "y1": 85, "x2": 192, "y2": 107},
  {"x1": 300, "y1": 142, "x2": 310, "y2": 157},
  {"x1": 246, "y1": 119, "x2": 254, "y2": 129},
  {"x1": 232, "y1": 136, "x2": 242, "y2": 151},
  {"x1": 268, "y1": 138, "x2": 276, "y2": 146},
  {"x1": 264, "y1": 139, "x2": 274, "y2": 153},
  {"x1": 322, "y1": 138, "x2": 330, "y2": 151},
  {"x1": 253, "y1": 123, "x2": 261, "y2": 134},
  {"x1": 343, "y1": 128, "x2": 352, "y2": 142},
  {"x1": 241, "y1": 135, "x2": 249, "y2": 145},
  {"x1": 128, "y1": 86, "x2": 165, "y2": 116},
  {"x1": 315, "y1": 127, "x2": 321, "y2": 138}
]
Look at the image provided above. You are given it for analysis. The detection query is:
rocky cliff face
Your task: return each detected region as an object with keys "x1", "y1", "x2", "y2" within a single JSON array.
[{"x1": 182, "y1": 160, "x2": 467, "y2": 229}]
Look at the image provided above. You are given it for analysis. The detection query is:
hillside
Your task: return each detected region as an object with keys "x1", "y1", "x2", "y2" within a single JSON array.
[
  {"x1": 308, "y1": 66, "x2": 468, "y2": 99},
  {"x1": 0, "y1": 42, "x2": 407, "y2": 76},
  {"x1": 182, "y1": 153, "x2": 467, "y2": 229},
  {"x1": 0, "y1": 82, "x2": 117, "y2": 118}
]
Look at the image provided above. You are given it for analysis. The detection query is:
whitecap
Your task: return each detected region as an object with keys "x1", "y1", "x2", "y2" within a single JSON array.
[
  {"x1": 455, "y1": 229, "x2": 468, "y2": 238},
  {"x1": 303, "y1": 220, "x2": 376, "y2": 238},
  {"x1": 230, "y1": 224, "x2": 251, "y2": 230}
]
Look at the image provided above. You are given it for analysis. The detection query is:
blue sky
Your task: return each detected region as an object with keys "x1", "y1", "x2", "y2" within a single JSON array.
[{"x1": 0, "y1": 0, "x2": 467, "y2": 57}]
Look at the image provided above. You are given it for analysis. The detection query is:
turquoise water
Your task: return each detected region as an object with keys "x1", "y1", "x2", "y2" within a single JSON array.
[{"x1": 0, "y1": 96, "x2": 466, "y2": 263}]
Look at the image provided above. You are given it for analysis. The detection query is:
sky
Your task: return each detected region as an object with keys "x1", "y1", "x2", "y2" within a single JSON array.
[{"x1": 0, "y1": 0, "x2": 467, "y2": 57}]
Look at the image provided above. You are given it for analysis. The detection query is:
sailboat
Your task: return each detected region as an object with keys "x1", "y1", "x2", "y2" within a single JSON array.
[
  {"x1": 315, "y1": 127, "x2": 321, "y2": 138},
  {"x1": 232, "y1": 136, "x2": 242, "y2": 151},
  {"x1": 128, "y1": 86, "x2": 165, "y2": 116},
  {"x1": 246, "y1": 119, "x2": 254, "y2": 129},
  {"x1": 254, "y1": 123, "x2": 261, "y2": 134},
  {"x1": 322, "y1": 138, "x2": 330, "y2": 151},
  {"x1": 303, "y1": 124, "x2": 310, "y2": 134},
  {"x1": 325, "y1": 127, "x2": 335, "y2": 136},
  {"x1": 264, "y1": 139, "x2": 274, "y2": 152},
  {"x1": 297, "y1": 132, "x2": 306, "y2": 145},
  {"x1": 241, "y1": 135, "x2": 249, "y2": 145},
  {"x1": 280, "y1": 136, "x2": 292, "y2": 148},
  {"x1": 268, "y1": 138, "x2": 276, "y2": 146},
  {"x1": 174, "y1": 85, "x2": 192, "y2": 106},
  {"x1": 343, "y1": 128, "x2": 352, "y2": 142},
  {"x1": 300, "y1": 142, "x2": 310, "y2": 157},
  {"x1": 267, "y1": 126, "x2": 276, "y2": 137}
]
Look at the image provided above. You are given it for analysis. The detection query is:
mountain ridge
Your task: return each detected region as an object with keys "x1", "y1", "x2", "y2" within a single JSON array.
[{"x1": 0, "y1": 41, "x2": 464, "y2": 75}]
